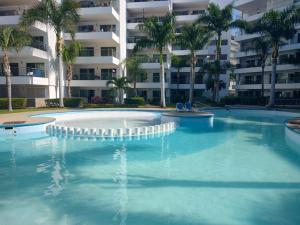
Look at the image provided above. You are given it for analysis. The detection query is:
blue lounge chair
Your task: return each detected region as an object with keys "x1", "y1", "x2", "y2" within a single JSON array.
[
  {"x1": 176, "y1": 103, "x2": 184, "y2": 112},
  {"x1": 185, "y1": 102, "x2": 192, "y2": 112}
]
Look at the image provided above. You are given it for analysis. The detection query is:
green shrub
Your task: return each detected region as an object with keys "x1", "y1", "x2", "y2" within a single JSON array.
[
  {"x1": 45, "y1": 98, "x2": 84, "y2": 108},
  {"x1": 0, "y1": 98, "x2": 27, "y2": 109},
  {"x1": 63, "y1": 98, "x2": 84, "y2": 107},
  {"x1": 45, "y1": 99, "x2": 60, "y2": 107},
  {"x1": 124, "y1": 97, "x2": 145, "y2": 105}
]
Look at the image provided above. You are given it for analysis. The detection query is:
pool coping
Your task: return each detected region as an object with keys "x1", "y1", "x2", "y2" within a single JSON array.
[{"x1": 1, "y1": 107, "x2": 300, "y2": 129}]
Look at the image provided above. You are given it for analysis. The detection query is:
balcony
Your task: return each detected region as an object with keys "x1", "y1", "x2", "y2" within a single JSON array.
[
  {"x1": 76, "y1": 56, "x2": 119, "y2": 65},
  {"x1": 127, "y1": 0, "x2": 169, "y2": 13},
  {"x1": 65, "y1": 25, "x2": 119, "y2": 43},
  {"x1": 0, "y1": 68, "x2": 50, "y2": 86},
  {"x1": 70, "y1": 80, "x2": 108, "y2": 87},
  {"x1": 175, "y1": 9, "x2": 205, "y2": 23},
  {"x1": 236, "y1": 64, "x2": 300, "y2": 74},
  {"x1": 136, "y1": 82, "x2": 169, "y2": 89},
  {"x1": 0, "y1": 46, "x2": 48, "y2": 60},
  {"x1": 0, "y1": 7, "x2": 47, "y2": 32},
  {"x1": 169, "y1": 84, "x2": 206, "y2": 89},
  {"x1": 236, "y1": 82, "x2": 300, "y2": 90},
  {"x1": 77, "y1": 0, "x2": 119, "y2": 21}
]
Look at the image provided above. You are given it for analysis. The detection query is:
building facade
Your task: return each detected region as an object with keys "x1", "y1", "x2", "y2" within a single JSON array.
[
  {"x1": 0, "y1": 0, "x2": 59, "y2": 106},
  {"x1": 0, "y1": 0, "x2": 239, "y2": 105},
  {"x1": 234, "y1": 0, "x2": 300, "y2": 103}
]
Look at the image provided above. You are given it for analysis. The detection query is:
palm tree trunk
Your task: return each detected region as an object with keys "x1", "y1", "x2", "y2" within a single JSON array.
[
  {"x1": 176, "y1": 69, "x2": 180, "y2": 100},
  {"x1": 160, "y1": 51, "x2": 166, "y2": 107},
  {"x1": 119, "y1": 89, "x2": 123, "y2": 104},
  {"x1": 3, "y1": 52, "x2": 12, "y2": 111},
  {"x1": 215, "y1": 34, "x2": 222, "y2": 102},
  {"x1": 57, "y1": 33, "x2": 64, "y2": 107},
  {"x1": 269, "y1": 57, "x2": 277, "y2": 106},
  {"x1": 189, "y1": 52, "x2": 195, "y2": 103},
  {"x1": 67, "y1": 64, "x2": 72, "y2": 98},
  {"x1": 134, "y1": 81, "x2": 137, "y2": 97},
  {"x1": 261, "y1": 64, "x2": 265, "y2": 98}
]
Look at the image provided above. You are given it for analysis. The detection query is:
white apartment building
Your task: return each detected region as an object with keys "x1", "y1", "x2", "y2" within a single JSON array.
[
  {"x1": 234, "y1": 0, "x2": 300, "y2": 102},
  {"x1": 0, "y1": 0, "x2": 238, "y2": 105},
  {"x1": 0, "y1": 0, "x2": 59, "y2": 107}
]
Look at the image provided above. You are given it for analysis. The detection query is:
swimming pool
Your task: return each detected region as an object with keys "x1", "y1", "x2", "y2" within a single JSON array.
[{"x1": 0, "y1": 109, "x2": 300, "y2": 225}]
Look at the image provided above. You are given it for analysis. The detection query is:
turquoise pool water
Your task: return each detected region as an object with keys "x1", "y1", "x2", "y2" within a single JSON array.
[{"x1": 1, "y1": 110, "x2": 300, "y2": 225}]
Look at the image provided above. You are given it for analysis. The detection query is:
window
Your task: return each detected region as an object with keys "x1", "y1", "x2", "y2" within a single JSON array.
[
  {"x1": 101, "y1": 47, "x2": 116, "y2": 57},
  {"x1": 31, "y1": 36, "x2": 46, "y2": 51},
  {"x1": 137, "y1": 90, "x2": 147, "y2": 100},
  {"x1": 79, "y1": 47, "x2": 94, "y2": 56},
  {"x1": 152, "y1": 91, "x2": 160, "y2": 99},
  {"x1": 101, "y1": 68, "x2": 116, "y2": 80},
  {"x1": 99, "y1": 25, "x2": 116, "y2": 32},
  {"x1": 102, "y1": 90, "x2": 110, "y2": 98},
  {"x1": 79, "y1": 68, "x2": 96, "y2": 80},
  {"x1": 26, "y1": 63, "x2": 45, "y2": 77},
  {"x1": 78, "y1": 25, "x2": 94, "y2": 32},
  {"x1": 153, "y1": 73, "x2": 160, "y2": 83}
]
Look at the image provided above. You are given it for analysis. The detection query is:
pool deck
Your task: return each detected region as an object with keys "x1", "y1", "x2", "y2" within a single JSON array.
[
  {"x1": 0, "y1": 109, "x2": 66, "y2": 126},
  {"x1": 0, "y1": 108, "x2": 171, "y2": 127}
]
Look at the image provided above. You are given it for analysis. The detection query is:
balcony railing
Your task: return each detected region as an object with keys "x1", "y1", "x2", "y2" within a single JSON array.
[
  {"x1": 30, "y1": 41, "x2": 47, "y2": 51},
  {"x1": 77, "y1": 25, "x2": 117, "y2": 33},
  {"x1": 73, "y1": 73, "x2": 115, "y2": 80},
  {"x1": 0, "y1": 68, "x2": 47, "y2": 78},
  {"x1": 78, "y1": 0, "x2": 115, "y2": 8},
  {"x1": 174, "y1": 10, "x2": 205, "y2": 16},
  {"x1": 0, "y1": 9, "x2": 20, "y2": 16},
  {"x1": 127, "y1": 17, "x2": 164, "y2": 23},
  {"x1": 127, "y1": 0, "x2": 168, "y2": 2},
  {"x1": 73, "y1": 74, "x2": 100, "y2": 80}
]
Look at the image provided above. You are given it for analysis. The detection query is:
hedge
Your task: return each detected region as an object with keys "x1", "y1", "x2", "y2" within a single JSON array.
[
  {"x1": 124, "y1": 97, "x2": 145, "y2": 105},
  {"x1": 0, "y1": 98, "x2": 27, "y2": 109},
  {"x1": 220, "y1": 96, "x2": 267, "y2": 105},
  {"x1": 45, "y1": 98, "x2": 84, "y2": 108}
]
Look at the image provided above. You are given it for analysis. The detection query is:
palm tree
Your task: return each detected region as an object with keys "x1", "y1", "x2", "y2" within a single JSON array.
[
  {"x1": 252, "y1": 37, "x2": 270, "y2": 97},
  {"x1": 62, "y1": 41, "x2": 81, "y2": 98},
  {"x1": 123, "y1": 55, "x2": 146, "y2": 97},
  {"x1": 22, "y1": 0, "x2": 80, "y2": 107},
  {"x1": 176, "y1": 24, "x2": 211, "y2": 103},
  {"x1": 171, "y1": 54, "x2": 186, "y2": 100},
  {"x1": 106, "y1": 77, "x2": 131, "y2": 104},
  {"x1": 197, "y1": 3, "x2": 235, "y2": 102},
  {"x1": 0, "y1": 27, "x2": 31, "y2": 111},
  {"x1": 200, "y1": 60, "x2": 230, "y2": 100},
  {"x1": 134, "y1": 13, "x2": 175, "y2": 107},
  {"x1": 236, "y1": 7, "x2": 300, "y2": 106}
]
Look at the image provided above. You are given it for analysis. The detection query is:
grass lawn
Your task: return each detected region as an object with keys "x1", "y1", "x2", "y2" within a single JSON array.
[{"x1": 0, "y1": 107, "x2": 64, "y2": 115}]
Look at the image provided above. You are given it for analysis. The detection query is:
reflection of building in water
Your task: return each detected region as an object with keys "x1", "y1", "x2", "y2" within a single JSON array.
[
  {"x1": 113, "y1": 144, "x2": 128, "y2": 225},
  {"x1": 39, "y1": 138, "x2": 70, "y2": 196}
]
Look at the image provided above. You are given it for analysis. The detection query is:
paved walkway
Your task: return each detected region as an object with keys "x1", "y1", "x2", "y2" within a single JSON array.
[{"x1": 0, "y1": 109, "x2": 66, "y2": 126}]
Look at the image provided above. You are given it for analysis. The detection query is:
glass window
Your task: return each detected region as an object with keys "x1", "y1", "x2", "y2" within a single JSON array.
[
  {"x1": 101, "y1": 68, "x2": 116, "y2": 80},
  {"x1": 101, "y1": 47, "x2": 116, "y2": 57},
  {"x1": 79, "y1": 47, "x2": 94, "y2": 56},
  {"x1": 78, "y1": 25, "x2": 94, "y2": 32},
  {"x1": 153, "y1": 73, "x2": 160, "y2": 83},
  {"x1": 26, "y1": 63, "x2": 45, "y2": 77},
  {"x1": 99, "y1": 25, "x2": 116, "y2": 32},
  {"x1": 79, "y1": 68, "x2": 95, "y2": 80}
]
